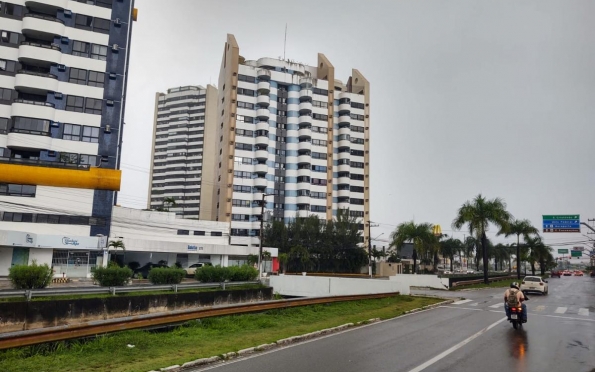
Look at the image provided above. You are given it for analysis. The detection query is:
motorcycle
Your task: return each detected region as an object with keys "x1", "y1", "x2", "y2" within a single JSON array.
[{"x1": 509, "y1": 295, "x2": 529, "y2": 330}]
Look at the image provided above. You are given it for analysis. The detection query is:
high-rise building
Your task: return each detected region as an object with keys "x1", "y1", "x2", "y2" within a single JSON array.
[
  {"x1": 0, "y1": 0, "x2": 136, "y2": 275},
  {"x1": 147, "y1": 85, "x2": 218, "y2": 219},
  {"x1": 212, "y1": 34, "x2": 370, "y2": 247}
]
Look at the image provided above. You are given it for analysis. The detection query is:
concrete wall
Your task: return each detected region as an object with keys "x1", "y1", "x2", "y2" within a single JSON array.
[
  {"x1": 389, "y1": 274, "x2": 450, "y2": 290},
  {"x1": 0, "y1": 247, "x2": 12, "y2": 275},
  {"x1": 28, "y1": 249, "x2": 53, "y2": 268},
  {"x1": 376, "y1": 262, "x2": 402, "y2": 276},
  {"x1": 270, "y1": 275, "x2": 410, "y2": 297}
]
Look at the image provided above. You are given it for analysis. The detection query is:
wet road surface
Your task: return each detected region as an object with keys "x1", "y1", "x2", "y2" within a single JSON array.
[{"x1": 188, "y1": 275, "x2": 595, "y2": 372}]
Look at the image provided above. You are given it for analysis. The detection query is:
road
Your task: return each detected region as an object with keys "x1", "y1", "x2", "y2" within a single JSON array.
[{"x1": 188, "y1": 276, "x2": 595, "y2": 372}]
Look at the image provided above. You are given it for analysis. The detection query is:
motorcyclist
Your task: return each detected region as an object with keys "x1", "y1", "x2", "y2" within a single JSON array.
[{"x1": 504, "y1": 282, "x2": 528, "y2": 322}]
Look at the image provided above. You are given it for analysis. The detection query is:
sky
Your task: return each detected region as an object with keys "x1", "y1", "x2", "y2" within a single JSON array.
[{"x1": 118, "y1": 0, "x2": 595, "y2": 258}]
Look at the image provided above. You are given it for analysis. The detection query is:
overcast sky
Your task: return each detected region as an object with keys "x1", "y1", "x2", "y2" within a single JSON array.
[{"x1": 118, "y1": 0, "x2": 595, "y2": 256}]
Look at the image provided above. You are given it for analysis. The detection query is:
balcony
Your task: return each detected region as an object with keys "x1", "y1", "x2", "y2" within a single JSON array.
[
  {"x1": 298, "y1": 128, "x2": 311, "y2": 139},
  {"x1": 255, "y1": 135, "x2": 269, "y2": 146},
  {"x1": 296, "y1": 196, "x2": 310, "y2": 205},
  {"x1": 254, "y1": 177, "x2": 267, "y2": 188},
  {"x1": 7, "y1": 131, "x2": 52, "y2": 150},
  {"x1": 257, "y1": 69, "x2": 271, "y2": 81},
  {"x1": 338, "y1": 176, "x2": 351, "y2": 185},
  {"x1": 297, "y1": 168, "x2": 310, "y2": 177},
  {"x1": 297, "y1": 155, "x2": 311, "y2": 164},
  {"x1": 338, "y1": 189, "x2": 350, "y2": 198},
  {"x1": 255, "y1": 149, "x2": 269, "y2": 160},
  {"x1": 338, "y1": 126, "x2": 350, "y2": 136},
  {"x1": 11, "y1": 99, "x2": 55, "y2": 121},
  {"x1": 25, "y1": 0, "x2": 68, "y2": 12},
  {"x1": 338, "y1": 163, "x2": 350, "y2": 173},
  {"x1": 15, "y1": 70, "x2": 58, "y2": 94},
  {"x1": 338, "y1": 139, "x2": 351, "y2": 149},
  {"x1": 338, "y1": 103, "x2": 351, "y2": 115},
  {"x1": 298, "y1": 141, "x2": 311, "y2": 152},
  {"x1": 299, "y1": 88, "x2": 311, "y2": 102},
  {"x1": 256, "y1": 95, "x2": 270, "y2": 108},
  {"x1": 257, "y1": 81, "x2": 270, "y2": 93},
  {"x1": 298, "y1": 115, "x2": 312, "y2": 126},
  {"x1": 254, "y1": 163, "x2": 268, "y2": 174},
  {"x1": 298, "y1": 101, "x2": 312, "y2": 115},
  {"x1": 255, "y1": 121, "x2": 269, "y2": 131},
  {"x1": 338, "y1": 201, "x2": 350, "y2": 209},
  {"x1": 338, "y1": 115, "x2": 351, "y2": 126},
  {"x1": 300, "y1": 77, "x2": 313, "y2": 88},
  {"x1": 338, "y1": 151, "x2": 350, "y2": 160},
  {"x1": 256, "y1": 108, "x2": 270, "y2": 120},
  {"x1": 22, "y1": 13, "x2": 65, "y2": 41},
  {"x1": 19, "y1": 42, "x2": 61, "y2": 67}
]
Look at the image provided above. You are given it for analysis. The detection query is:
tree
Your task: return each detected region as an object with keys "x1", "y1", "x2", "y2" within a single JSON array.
[
  {"x1": 452, "y1": 194, "x2": 513, "y2": 284},
  {"x1": 440, "y1": 238, "x2": 462, "y2": 272},
  {"x1": 162, "y1": 197, "x2": 177, "y2": 212},
  {"x1": 524, "y1": 236, "x2": 552, "y2": 276},
  {"x1": 278, "y1": 253, "x2": 289, "y2": 273},
  {"x1": 499, "y1": 219, "x2": 540, "y2": 280},
  {"x1": 389, "y1": 221, "x2": 436, "y2": 275},
  {"x1": 108, "y1": 240, "x2": 125, "y2": 251}
]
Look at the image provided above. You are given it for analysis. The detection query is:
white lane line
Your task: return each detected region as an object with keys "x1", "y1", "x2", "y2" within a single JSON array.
[
  {"x1": 438, "y1": 306, "x2": 483, "y2": 311},
  {"x1": 578, "y1": 308, "x2": 589, "y2": 316},
  {"x1": 534, "y1": 305, "x2": 545, "y2": 313},
  {"x1": 555, "y1": 307, "x2": 567, "y2": 314},
  {"x1": 541, "y1": 314, "x2": 595, "y2": 322},
  {"x1": 489, "y1": 304, "x2": 501, "y2": 309},
  {"x1": 452, "y1": 299, "x2": 473, "y2": 305},
  {"x1": 407, "y1": 317, "x2": 507, "y2": 372},
  {"x1": 469, "y1": 303, "x2": 479, "y2": 307}
]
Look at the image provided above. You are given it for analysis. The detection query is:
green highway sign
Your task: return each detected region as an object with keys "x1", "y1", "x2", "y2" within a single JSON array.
[
  {"x1": 558, "y1": 249, "x2": 569, "y2": 254},
  {"x1": 543, "y1": 215, "x2": 579, "y2": 220},
  {"x1": 571, "y1": 251, "x2": 582, "y2": 257}
]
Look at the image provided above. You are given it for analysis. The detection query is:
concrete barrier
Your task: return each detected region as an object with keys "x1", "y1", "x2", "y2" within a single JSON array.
[
  {"x1": 388, "y1": 274, "x2": 450, "y2": 290},
  {"x1": 270, "y1": 275, "x2": 410, "y2": 297}
]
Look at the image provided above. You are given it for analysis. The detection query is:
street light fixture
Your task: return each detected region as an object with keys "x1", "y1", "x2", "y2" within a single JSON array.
[{"x1": 258, "y1": 193, "x2": 274, "y2": 280}]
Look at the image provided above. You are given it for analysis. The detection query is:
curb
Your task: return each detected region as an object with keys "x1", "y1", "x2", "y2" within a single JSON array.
[{"x1": 150, "y1": 298, "x2": 454, "y2": 372}]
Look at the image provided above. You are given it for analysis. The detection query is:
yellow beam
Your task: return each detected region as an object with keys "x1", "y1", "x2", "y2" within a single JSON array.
[{"x1": 0, "y1": 164, "x2": 121, "y2": 191}]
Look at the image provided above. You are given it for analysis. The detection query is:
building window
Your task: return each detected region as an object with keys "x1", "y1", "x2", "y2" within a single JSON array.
[
  {"x1": 0, "y1": 59, "x2": 16, "y2": 73},
  {"x1": 0, "y1": 87, "x2": 13, "y2": 102},
  {"x1": 82, "y1": 126, "x2": 99, "y2": 142},
  {"x1": 12, "y1": 117, "x2": 50, "y2": 134},
  {"x1": 237, "y1": 101, "x2": 254, "y2": 109},
  {"x1": 177, "y1": 229, "x2": 190, "y2": 235},
  {"x1": 93, "y1": 18, "x2": 111, "y2": 33},
  {"x1": 88, "y1": 71, "x2": 105, "y2": 88},
  {"x1": 75, "y1": 14, "x2": 93, "y2": 29},
  {"x1": 95, "y1": 0, "x2": 114, "y2": 9},
  {"x1": 238, "y1": 74, "x2": 256, "y2": 83},
  {"x1": 72, "y1": 41, "x2": 90, "y2": 57},
  {"x1": 65, "y1": 95, "x2": 84, "y2": 112},
  {"x1": 0, "y1": 184, "x2": 36, "y2": 197},
  {"x1": 79, "y1": 154, "x2": 98, "y2": 166},
  {"x1": 194, "y1": 230, "x2": 205, "y2": 236},
  {"x1": 310, "y1": 205, "x2": 326, "y2": 213},
  {"x1": 63, "y1": 123, "x2": 81, "y2": 140},
  {"x1": 85, "y1": 98, "x2": 102, "y2": 115},
  {"x1": 0, "y1": 30, "x2": 20, "y2": 45},
  {"x1": 90, "y1": 44, "x2": 108, "y2": 61},
  {"x1": 312, "y1": 88, "x2": 328, "y2": 96},
  {"x1": 351, "y1": 102, "x2": 365, "y2": 109},
  {"x1": 0, "y1": 117, "x2": 8, "y2": 134},
  {"x1": 237, "y1": 88, "x2": 255, "y2": 97},
  {"x1": 312, "y1": 113, "x2": 328, "y2": 121},
  {"x1": 68, "y1": 68, "x2": 87, "y2": 85},
  {"x1": 2, "y1": 2, "x2": 24, "y2": 17},
  {"x1": 211, "y1": 231, "x2": 223, "y2": 237}
]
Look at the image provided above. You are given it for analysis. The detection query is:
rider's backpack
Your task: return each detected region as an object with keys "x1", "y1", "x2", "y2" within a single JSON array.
[{"x1": 507, "y1": 289, "x2": 520, "y2": 307}]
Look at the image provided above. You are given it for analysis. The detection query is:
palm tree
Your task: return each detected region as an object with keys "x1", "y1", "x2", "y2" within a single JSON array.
[
  {"x1": 389, "y1": 221, "x2": 436, "y2": 274},
  {"x1": 500, "y1": 219, "x2": 540, "y2": 280},
  {"x1": 463, "y1": 236, "x2": 478, "y2": 271},
  {"x1": 108, "y1": 240, "x2": 125, "y2": 251},
  {"x1": 162, "y1": 197, "x2": 177, "y2": 212},
  {"x1": 440, "y1": 238, "x2": 463, "y2": 272},
  {"x1": 452, "y1": 194, "x2": 513, "y2": 284}
]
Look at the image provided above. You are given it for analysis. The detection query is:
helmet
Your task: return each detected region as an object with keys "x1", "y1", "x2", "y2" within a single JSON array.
[{"x1": 510, "y1": 282, "x2": 519, "y2": 289}]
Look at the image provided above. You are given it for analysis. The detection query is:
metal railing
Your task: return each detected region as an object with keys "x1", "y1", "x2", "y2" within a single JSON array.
[
  {"x1": 19, "y1": 41, "x2": 61, "y2": 51},
  {"x1": 16, "y1": 69, "x2": 58, "y2": 79},
  {"x1": 13, "y1": 98, "x2": 55, "y2": 107},
  {"x1": 0, "y1": 281, "x2": 260, "y2": 301},
  {"x1": 0, "y1": 157, "x2": 91, "y2": 170},
  {"x1": 23, "y1": 13, "x2": 65, "y2": 24}
]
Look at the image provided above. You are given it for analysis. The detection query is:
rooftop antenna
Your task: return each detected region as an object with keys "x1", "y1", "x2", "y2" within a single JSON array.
[{"x1": 283, "y1": 23, "x2": 287, "y2": 60}]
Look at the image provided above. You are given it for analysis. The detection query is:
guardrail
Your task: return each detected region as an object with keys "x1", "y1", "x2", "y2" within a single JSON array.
[
  {"x1": 451, "y1": 275, "x2": 516, "y2": 287},
  {"x1": 0, "y1": 292, "x2": 400, "y2": 350},
  {"x1": 0, "y1": 281, "x2": 260, "y2": 301}
]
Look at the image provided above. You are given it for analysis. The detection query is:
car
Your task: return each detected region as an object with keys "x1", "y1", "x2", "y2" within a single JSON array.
[
  {"x1": 442, "y1": 270, "x2": 453, "y2": 275},
  {"x1": 520, "y1": 276, "x2": 548, "y2": 295},
  {"x1": 184, "y1": 262, "x2": 212, "y2": 277},
  {"x1": 133, "y1": 262, "x2": 168, "y2": 279},
  {"x1": 466, "y1": 269, "x2": 475, "y2": 274},
  {"x1": 574, "y1": 271, "x2": 584, "y2": 276},
  {"x1": 550, "y1": 270, "x2": 561, "y2": 278},
  {"x1": 563, "y1": 270, "x2": 572, "y2": 276},
  {"x1": 591, "y1": 271, "x2": 595, "y2": 278}
]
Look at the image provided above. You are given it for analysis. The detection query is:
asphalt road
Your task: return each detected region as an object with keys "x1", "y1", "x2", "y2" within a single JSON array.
[{"x1": 189, "y1": 275, "x2": 595, "y2": 372}]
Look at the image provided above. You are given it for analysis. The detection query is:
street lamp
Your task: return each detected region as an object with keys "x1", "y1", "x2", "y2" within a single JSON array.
[{"x1": 258, "y1": 193, "x2": 274, "y2": 280}]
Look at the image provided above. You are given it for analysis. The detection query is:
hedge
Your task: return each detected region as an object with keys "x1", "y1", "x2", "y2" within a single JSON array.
[
  {"x1": 195, "y1": 265, "x2": 258, "y2": 283},
  {"x1": 148, "y1": 267, "x2": 185, "y2": 285},
  {"x1": 8, "y1": 260, "x2": 53, "y2": 289},
  {"x1": 92, "y1": 265, "x2": 133, "y2": 287}
]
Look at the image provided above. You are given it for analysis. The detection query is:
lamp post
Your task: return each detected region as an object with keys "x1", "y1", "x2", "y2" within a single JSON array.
[{"x1": 258, "y1": 193, "x2": 274, "y2": 279}]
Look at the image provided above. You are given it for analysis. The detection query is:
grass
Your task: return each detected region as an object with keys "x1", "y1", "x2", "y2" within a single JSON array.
[
  {"x1": 452, "y1": 278, "x2": 519, "y2": 291},
  {"x1": 0, "y1": 284, "x2": 265, "y2": 303},
  {"x1": 0, "y1": 295, "x2": 441, "y2": 372}
]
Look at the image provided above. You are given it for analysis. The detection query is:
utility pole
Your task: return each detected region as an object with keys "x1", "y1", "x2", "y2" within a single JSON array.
[
  {"x1": 367, "y1": 221, "x2": 379, "y2": 278},
  {"x1": 258, "y1": 193, "x2": 273, "y2": 279}
]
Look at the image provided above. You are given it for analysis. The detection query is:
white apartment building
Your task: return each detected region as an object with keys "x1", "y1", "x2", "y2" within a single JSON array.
[
  {"x1": 213, "y1": 34, "x2": 371, "y2": 247},
  {"x1": 147, "y1": 85, "x2": 218, "y2": 220},
  {"x1": 0, "y1": 0, "x2": 136, "y2": 276}
]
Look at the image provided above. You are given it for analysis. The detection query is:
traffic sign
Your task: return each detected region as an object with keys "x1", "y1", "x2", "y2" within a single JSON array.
[
  {"x1": 572, "y1": 247, "x2": 584, "y2": 252},
  {"x1": 543, "y1": 215, "x2": 580, "y2": 233},
  {"x1": 571, "y1": 251, "x2": 582, "y2": 257},
  {"x1": 558, "y1": 249, "x2": 569, "y2": 254}
]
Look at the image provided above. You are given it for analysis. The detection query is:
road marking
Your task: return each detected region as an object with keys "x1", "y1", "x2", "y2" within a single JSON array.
[
  {"x1": 452, "y1": 299, "x2": 473, "y2": 305},
  {"x1": 489, "y1": 304, "x2": 501, "y2": 309},
  {"x1": 541, "y1": 314, "x2": 595, "y2": 322},
  {"x1": 469, "y1": 303, "x2": 479, "y2": 307},
  {"x1": 578, "y1": 308, "x2": 589, "y2": 316},
  {"x1": 555, "y1": 307, "x2": 567, "y2": 314},
  {"x1": 407, "y1": 317, "x2": 507, "y2": 372},
  {"x1": 438, "y1": 306, "x2": 483, "y2": 311},
  {"x1": 534, "y1": 305, "x2": 545, "y2": 313}
]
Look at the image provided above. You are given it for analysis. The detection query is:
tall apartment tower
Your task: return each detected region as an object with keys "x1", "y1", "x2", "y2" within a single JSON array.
[
  {"x1": 213, "y1": 34, "x2": 370, "y2": 247},
  {"x1": 0, "y1": 1, "x2": 135, "y2": 239},
  {"x1": 148, "y1": 85, "x2": 218, "y2": 220}
]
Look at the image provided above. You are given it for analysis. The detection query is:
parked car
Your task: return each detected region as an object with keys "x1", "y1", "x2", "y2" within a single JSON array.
[
  {"x1": 550, "y1": 270, "x2": 561, "y2": 278},
  {"x1": 563, "y1": 270, "x2": 572, "y2": 276},
  {"x1": 520, "y1": 276, "x2": 548, "y2": 295},
  {"x1": 184, "y1": 262, "x2": 212, "y2": 277},
  {"x1": 574, "y1": 271, "x2": 584, "y2": 276},
  {"x1": 133, "y1": 262, "x2": 168, "y2": 279}
]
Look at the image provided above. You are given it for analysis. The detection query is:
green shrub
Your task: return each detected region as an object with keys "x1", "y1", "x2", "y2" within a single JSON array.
[
  {"x1": 195, "y1": 265, "x2": 258, "y2": 283},
  {"x1": 92, "y1": 265, "x2": 133, "y2": 287},
  {"x1": 127, "y1": 261, "x2": 140, "y2": 271},
  {"x1": 8, "y1": 260, "x2": 53, "y2": 289},
  {"x1": 148, "y1": 267, "x2": 185, "y2": 284}
]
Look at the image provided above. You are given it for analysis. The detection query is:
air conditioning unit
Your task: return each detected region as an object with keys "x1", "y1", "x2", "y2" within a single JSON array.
[
  {"x1": 111, "y1": 44, "x2": 119, "y2": 52},
  {"x1": 106, "y1": 100, "x2": 114, "y2": 106},
  {"x1": 63, "y1": 9, "x2": 72, "y2": 17},
  {"x1": 114, "y1": 18, "x2": 122, "y2": 26},
  {"x1": 57, "y1": 64, "x2": 66, "y2": 71}
]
